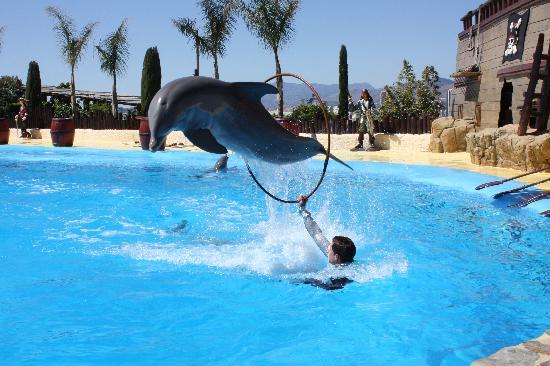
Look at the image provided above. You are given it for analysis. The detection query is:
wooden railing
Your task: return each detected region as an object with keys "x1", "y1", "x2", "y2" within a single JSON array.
[
  {"x1": 299, "y1": 116, "x2": 434, "y2": 135},
  {"x1": 9, "y1": 106, "x2": 139, "y2": 130},
  {"x1": 459, "y1": 0, "x2": 533, "y2": 35},
  {"x1": 12, "y1": 107, "x2": 434, "y2": 135}
]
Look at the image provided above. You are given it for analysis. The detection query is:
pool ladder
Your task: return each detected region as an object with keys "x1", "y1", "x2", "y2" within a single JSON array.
[{"x1": 475, "y1": 164, "x2": 550, "y2": 216}]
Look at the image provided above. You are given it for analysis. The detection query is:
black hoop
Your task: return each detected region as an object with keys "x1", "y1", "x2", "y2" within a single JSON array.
[{"x1": 245, "y1": 72, "x2": 331, "y2": 204}]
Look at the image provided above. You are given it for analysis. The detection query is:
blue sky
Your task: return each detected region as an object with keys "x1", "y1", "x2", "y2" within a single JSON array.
[{"x1": 0, "y1": 1, "x2": 480, "y2": 94}]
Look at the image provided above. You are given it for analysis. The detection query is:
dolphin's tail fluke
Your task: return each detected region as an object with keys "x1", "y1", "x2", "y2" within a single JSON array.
[{"x1": 329, "y1": 153, "x2": 353, "y2": 170}]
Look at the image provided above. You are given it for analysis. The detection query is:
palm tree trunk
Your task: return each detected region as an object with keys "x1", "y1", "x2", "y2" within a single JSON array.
[
  {"x1": 213, "y1": 53, "x2": 219, "y2": 80},
  {"x1": 274, "y1": 48, "x2": 283, "y2": 118},
  {"x1": 70, "y1": 65, "x2": 76, "y2": 117},
  {"x1": 112, "y1": 73, "x2": 118, "y2": 119},
  {"x1": 195, "y1": 37, "x2": 200, "y2": 76}
]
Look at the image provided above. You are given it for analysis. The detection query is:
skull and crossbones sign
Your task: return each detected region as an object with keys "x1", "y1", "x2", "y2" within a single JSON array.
[{"x1": 504, "y1": 18, "x2": 522, "y2": 56}]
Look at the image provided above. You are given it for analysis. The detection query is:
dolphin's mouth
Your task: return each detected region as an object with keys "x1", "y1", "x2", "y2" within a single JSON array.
[{"x1": 150, "y1": 136, "x2": 167, "y2": 152}]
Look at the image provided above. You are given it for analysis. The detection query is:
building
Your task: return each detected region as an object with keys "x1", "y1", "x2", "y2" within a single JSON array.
[{"x1": 449, "y1": 0, "x2": 549, "y2": 130}]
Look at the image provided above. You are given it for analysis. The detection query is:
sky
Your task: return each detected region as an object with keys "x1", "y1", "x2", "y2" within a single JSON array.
[{"x1": 0, "y1": 0, "x2": 481, "y2": 95}]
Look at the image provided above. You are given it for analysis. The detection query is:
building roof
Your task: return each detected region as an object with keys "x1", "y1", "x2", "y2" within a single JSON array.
[
  {"x1": 459, "y1": 0, "x2": 538, "y2": 36},
  {"x1": 41, "y1": 86, "x2": 141, "y2": 106}
]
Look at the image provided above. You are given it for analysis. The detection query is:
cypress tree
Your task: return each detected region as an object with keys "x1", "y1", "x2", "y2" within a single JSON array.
[
  {"x1": 141, "y1": 47, "x2": 162, "y2": 115},
  {"x1": 338, "y1": 45, "x2": 348, "y2": 119},
  {"x1": 25, "y1": 61, "x2": 42, "y2": 109}
]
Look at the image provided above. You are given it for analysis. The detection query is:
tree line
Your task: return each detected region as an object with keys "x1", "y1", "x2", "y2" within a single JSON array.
[
  {"x1": 1, "y1": 1, "x2": 442, "y2": 124},
  {"x1": 0, "y1": 0, "x2": 300, "y2": 119}
]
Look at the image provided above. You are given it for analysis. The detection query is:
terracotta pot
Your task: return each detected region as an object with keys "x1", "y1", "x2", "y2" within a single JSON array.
[
  {"x1": 137, "y1": 116, "x2": 165, "y2": 151},
  {"x1": 50, "y1": 118, "x2": 75, "y2": 147},
  {"x1": 0, "y1": 118, "x2": 9, "y2": 145},
  {"x1": 276, "y1": 118, "x2": 301, "y2": 136}
]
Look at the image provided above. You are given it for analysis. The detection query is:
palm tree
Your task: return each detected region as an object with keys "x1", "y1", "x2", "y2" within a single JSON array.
[
  {"x1": 0, "y1": 26, "x2": 5, "y2": 53},
  {"x1": 46, "y1": 6, "x2": 97, "y2": 116},
  {"x1": 241, "y1": 0, "x2": 299, "y2": 117},
  {"x1": 172, "y1": 18, "x2": 208, "y2": 76},
  {"x1": 200, "y1": 0, "x2": 236, "y2": 79},
  {"x1": 95, "y1": 19, "x2": 129, "y2": 118}
]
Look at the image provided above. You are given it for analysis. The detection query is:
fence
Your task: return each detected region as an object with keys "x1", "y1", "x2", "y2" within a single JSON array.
[
  {"x1": 11, "y1": 107, "x2": 434, "y2": 135},
  {"x1": 10, "y1": 107, "x2": 139, "y2": 130},
  {"x1": 299, "y1": 116, "x2": 434, "y2": 135}
]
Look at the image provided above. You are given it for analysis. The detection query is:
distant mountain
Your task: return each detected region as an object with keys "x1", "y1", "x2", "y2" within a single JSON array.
[
  {"x1": 261, "y1": 81, "x2": 380, "y2": 111},
  {"x1": 262, "y1": 78, "x2": 454, "y2": 112}
]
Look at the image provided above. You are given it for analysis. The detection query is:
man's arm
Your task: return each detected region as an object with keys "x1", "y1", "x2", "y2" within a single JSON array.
[{"x1": 298, "y1": 196, "x2": 331, "y2": 257}]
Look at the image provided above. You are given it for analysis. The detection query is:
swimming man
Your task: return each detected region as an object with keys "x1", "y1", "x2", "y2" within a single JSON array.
[{"x1": 297, "y1": 195, "x2": 356, "y2": 290}]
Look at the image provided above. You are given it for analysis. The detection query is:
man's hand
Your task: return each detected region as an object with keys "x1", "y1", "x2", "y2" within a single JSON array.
[{"x1": 298, "y1": 195, "x2": 308, "y2": 208}]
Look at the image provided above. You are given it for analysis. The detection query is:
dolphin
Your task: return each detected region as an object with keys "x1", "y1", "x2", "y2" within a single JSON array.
[
  {"x1": 212, "y1": 154, "x2": 229, "y2": 172},
  {"x1": 147, "y1": 76, "x2": 351, "y2": 169}
]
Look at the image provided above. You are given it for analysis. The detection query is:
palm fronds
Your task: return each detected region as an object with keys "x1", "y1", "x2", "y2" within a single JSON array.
[
  {"x1": 96, "y1": 19, "x2": 129, "y2": 77},
  {"x1": 46, "y1": 6, "x2": 98, "y2": 68},
  {"x1": 201, "y1": 0, "x2": 236, "y2": 58},
  {"x1": 46, "y1": 6, "x2": 97, "y2": 115},
  {"x1": 240, "y1": 0, "x2": 299, "y2": 51},
  {"x1": 172, "y1": 17, "x2": 208, "y2": 52}
]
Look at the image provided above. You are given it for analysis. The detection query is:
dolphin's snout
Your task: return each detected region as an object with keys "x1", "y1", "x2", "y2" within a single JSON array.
[{"x1": 150, "y1": 136, "x2": 167, "y2": 152}]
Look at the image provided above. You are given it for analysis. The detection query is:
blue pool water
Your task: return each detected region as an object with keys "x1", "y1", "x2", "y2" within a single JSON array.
[{"x1": 0, "y1": 145, "x2": 548, "y2": 365}]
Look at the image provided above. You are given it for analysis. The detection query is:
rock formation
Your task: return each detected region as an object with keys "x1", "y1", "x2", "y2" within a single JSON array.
[
  {"x1": 429, "y1": 117, "x2": 476, "y2": 153},
  {"x1": 466, "y1": 125, "x2": 550, "y2": 171}
]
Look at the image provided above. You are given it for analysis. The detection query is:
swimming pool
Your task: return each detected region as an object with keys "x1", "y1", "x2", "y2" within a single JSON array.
[{"x1": 1, "y1": 146, "x2": 548, "y2": 365}]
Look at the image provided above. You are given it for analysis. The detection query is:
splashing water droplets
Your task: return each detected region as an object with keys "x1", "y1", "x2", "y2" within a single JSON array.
[{"x1": 100, "y1": 157, "x2": 408, "y2": 284}]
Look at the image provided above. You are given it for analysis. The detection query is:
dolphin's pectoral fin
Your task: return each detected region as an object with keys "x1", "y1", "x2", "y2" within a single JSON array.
[
  {"x1": 184, "y1": 129, "x2": 228, "y2": 154},
  {"x1": 329, "y1": 153, "x2": 353, "y2": 170},
  {"x1": 317, "y1": 145, "x2": 353, "y2": 170},
  {"x1": 232, "y1": 82, "x2": 278, "y2": 102}
]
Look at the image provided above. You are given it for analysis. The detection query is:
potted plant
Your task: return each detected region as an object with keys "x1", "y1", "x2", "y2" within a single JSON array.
[
  {"x1": 138, "y1": 47, "x2": 163, "y2": 150},
  {"x1": 0, "y1": 111, "x2": 9, "y2": 145},
  {"x1": 50, "y1": 99, "x2": 75, "y2": 147},
  {"x1": 0, "y1": 76, "x2": 25, "y2": 144},
  {"x1": 0, "y1": 99, "x2": 10, "y2": 144}
]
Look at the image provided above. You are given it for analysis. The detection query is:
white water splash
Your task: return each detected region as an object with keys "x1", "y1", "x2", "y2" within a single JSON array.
[{"x1": 92, "y1": 158, "x2": 408, "y2": 283}]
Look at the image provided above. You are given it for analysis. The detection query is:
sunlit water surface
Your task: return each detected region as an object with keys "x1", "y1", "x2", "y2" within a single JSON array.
[{"x1": 0, "y1": 146, "x2": 548, "y2": 365}]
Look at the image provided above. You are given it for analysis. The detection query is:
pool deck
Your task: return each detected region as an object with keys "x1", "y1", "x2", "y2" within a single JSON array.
[
  {"x1": 7, "y1": 128, "x2": 550, "y2": 190},
  {"x1": 472, "y1": 330, "x2": 550, "y2": 366}
]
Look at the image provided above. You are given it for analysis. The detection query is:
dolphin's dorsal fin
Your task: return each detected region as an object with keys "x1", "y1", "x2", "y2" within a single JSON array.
[{"x1": 232, "y1": 82, "x2": 278, "y2": 102}]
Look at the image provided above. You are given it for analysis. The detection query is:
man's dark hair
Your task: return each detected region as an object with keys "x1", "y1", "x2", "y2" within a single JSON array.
[{"x1": 332, "y1": 236, "x2": 356, "y2": 263}]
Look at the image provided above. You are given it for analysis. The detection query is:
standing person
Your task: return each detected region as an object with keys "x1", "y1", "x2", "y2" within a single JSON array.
[
  {"x1": 351, "y1": 89, "x2": 375, "y2": 151},
  {"x1": 15, "y1": 98, "x2": 30, "y2": 138}
]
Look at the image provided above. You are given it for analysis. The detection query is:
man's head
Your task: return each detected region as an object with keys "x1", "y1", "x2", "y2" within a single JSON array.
[{"x1": 328, "y1": 236, "x2": 356, "y2": 264}]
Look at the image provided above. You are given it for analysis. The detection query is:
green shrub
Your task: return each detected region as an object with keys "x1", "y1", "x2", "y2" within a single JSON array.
[
  {"x1": 51, "y1": 99, "x2": 72, "y2": 118},
  {"x1": 86, "y1": 101, "x2": 111, "y2": 115},
  {"x1": 289, "y1": 103, "x2": 326, "y2": 122},
  {"x1": 25, "y1": 61, "x2": 42, "y2": 109},
  {"x1": 377, "y1": 60, "x2": 442, "y2": 120},
  {"x1": 338, "y1": 45, "x2": 348, "y2": 119},
  {"x1": 141, "y1": 47, "x2": 161, "y2": 115},
  {"x1": 0, "y1": 76, "x2": 24, "y2": 118}
]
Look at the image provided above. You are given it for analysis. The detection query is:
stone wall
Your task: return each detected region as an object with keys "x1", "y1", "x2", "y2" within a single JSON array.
[
  {"x1": 429, "y1": 117, "x2": 477, "y2": 153},
  {"x1": 466, "y1": 124, "x2": 550, "y2": 171}
]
